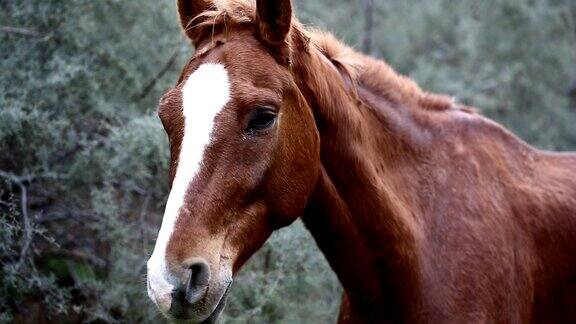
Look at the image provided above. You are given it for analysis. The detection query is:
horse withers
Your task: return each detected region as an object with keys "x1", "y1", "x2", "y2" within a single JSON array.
[{"x1": 146, "y1": 0, "x2": 576, "y2": 322}]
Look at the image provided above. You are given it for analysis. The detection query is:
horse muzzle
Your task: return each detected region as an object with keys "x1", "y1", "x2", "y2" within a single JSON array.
[{"x1": 147, "y1": 257, "x2": 232, "y2": 323}]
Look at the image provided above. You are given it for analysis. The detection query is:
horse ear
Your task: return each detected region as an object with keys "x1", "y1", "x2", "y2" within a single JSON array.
[
  {"x1": 177, "y1": 0, "x2": 215, "y2": 46},
  {"x1": 255, "y1": 0, "x2": 293, "y2": 48}
]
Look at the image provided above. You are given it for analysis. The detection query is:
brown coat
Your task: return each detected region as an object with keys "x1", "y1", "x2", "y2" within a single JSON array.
[{"x1": 149, "y1": 1, "x2": 576, "y2": 322}]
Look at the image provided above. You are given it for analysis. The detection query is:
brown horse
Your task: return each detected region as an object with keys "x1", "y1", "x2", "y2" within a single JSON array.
[{"x1": 146, "y1": 0, "x2": 576, "y2": 322}]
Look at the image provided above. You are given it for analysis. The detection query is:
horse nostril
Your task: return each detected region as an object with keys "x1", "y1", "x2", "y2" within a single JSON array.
[
  {"x1": 169, "y1": 259, "x2": 211, "y2": 307},
  {"x1": 183, "y1": 260, "x2": 211, "y2": 304}
]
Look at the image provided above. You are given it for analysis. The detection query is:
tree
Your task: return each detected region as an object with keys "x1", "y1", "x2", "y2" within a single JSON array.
[
  {"x1": 361, "y1": 0, "x2": 375, "y2": 54},
  {"x1": 570, "y1": 80, "x2": 576, "y2": 111}
]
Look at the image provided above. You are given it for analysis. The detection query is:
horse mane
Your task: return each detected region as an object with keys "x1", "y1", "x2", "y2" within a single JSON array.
[{"x1": 190, "y1": 0, "x2": 456, "y2": 112}]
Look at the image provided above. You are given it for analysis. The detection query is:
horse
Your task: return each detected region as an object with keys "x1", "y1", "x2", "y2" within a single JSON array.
[{"x1": 146, "y1": 0, "x2": 576, "y2": 322}]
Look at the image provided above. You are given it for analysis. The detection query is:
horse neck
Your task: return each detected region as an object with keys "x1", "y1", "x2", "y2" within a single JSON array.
[{"x1": 292, "y1": 47, "x2": 425, "y2": 320}]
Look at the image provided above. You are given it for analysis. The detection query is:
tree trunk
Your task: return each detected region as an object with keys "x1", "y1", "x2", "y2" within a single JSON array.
[
  {"x1": 570, "y1": 80, "x2": 576, "y2": 111},
  {"x1": 361, "y1": 0, "x2": 374, "y2": 54}
]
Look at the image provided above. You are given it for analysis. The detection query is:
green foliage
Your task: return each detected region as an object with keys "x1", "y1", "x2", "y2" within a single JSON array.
[
  {"x1": 1, "y1": 0, "x2": 575, "y2": 323},
  {"x1": 1, "y1": 1, "x2": 183, "y2": 322},
  {"x1": 297, "y1": 0, "x2": 576, "y2": 150},
  {"x1": 223, "y1": 221, "x2": 340, "y2": 323}
]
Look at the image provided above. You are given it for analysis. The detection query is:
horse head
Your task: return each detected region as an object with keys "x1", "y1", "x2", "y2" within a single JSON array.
[{"x1": 147, "y1": 0, "x2": 319, "y2": 321}]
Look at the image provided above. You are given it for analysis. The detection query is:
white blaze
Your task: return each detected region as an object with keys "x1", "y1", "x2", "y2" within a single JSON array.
[{"x1": 147, "y1": 63, "x2": 231, "y2": 300}]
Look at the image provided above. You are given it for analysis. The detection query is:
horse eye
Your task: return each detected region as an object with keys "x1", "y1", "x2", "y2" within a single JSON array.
[{"x1": 245, "y1": 108, "x2": 277, "y2": 134}]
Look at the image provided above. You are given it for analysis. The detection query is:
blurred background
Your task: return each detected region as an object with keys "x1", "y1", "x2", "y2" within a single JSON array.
[{"x1": 1, "y1": 0, "x2": 575, "y2": 322}]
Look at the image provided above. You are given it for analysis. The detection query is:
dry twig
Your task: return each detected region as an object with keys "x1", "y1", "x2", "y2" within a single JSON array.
[
  {"x1": 140, "y1": 193, "x2": 152, "y2": 256},
  {"x1": 134, "y1": 50, "x2": 180, "y2": 101},
  {"x1": 0, "y1": 170, "x2": 32, "y2": 270},
  {"x1": 1, "y1": 26, "x2": 42, "y2": 38}
]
